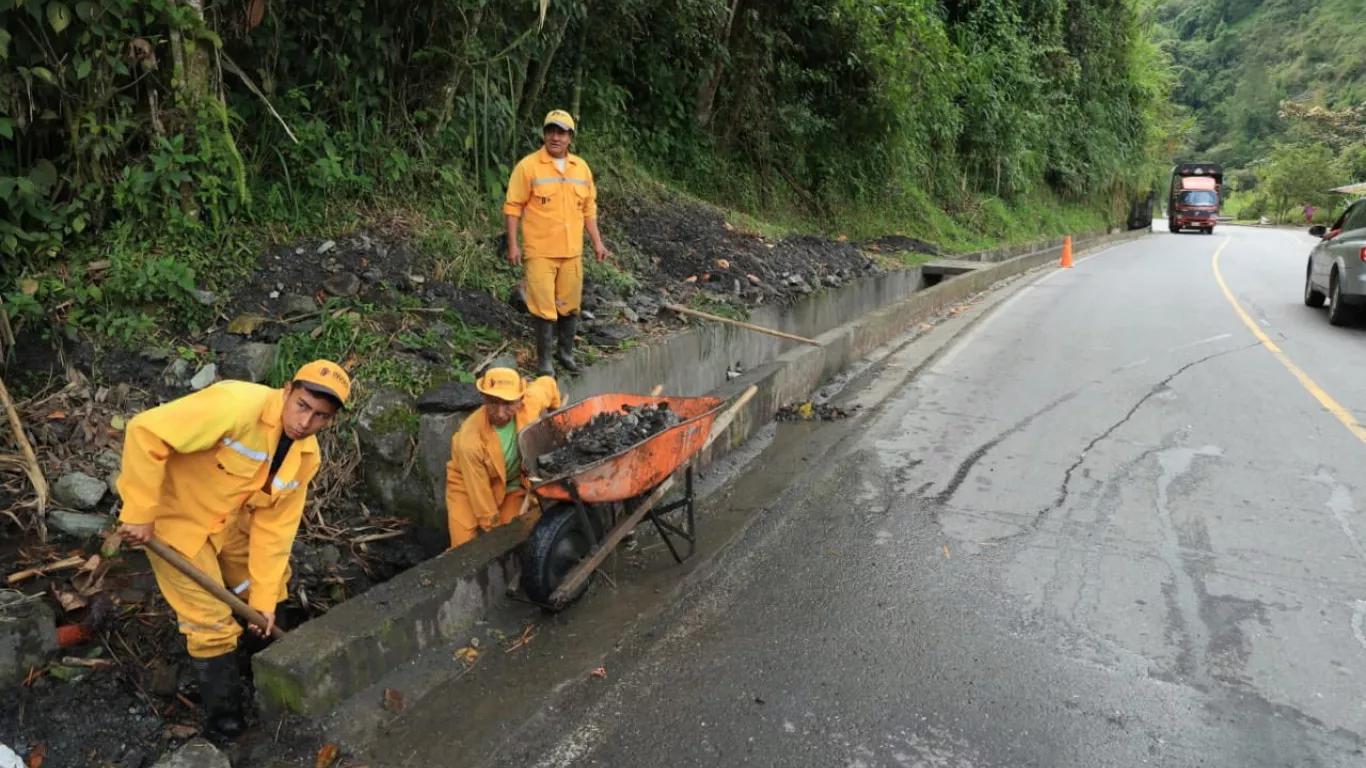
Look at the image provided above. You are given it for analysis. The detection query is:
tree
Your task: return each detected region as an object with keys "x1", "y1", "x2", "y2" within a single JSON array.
[{"x1": 1256, "y1": 143, "x2": 1346, "y2": 220}]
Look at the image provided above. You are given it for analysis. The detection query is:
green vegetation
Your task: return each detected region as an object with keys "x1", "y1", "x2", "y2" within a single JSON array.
[
  {"x1": 267, "y1": 304, "x2": 497, "y2": 399},
  {"x1": 689, "y1": 294, "x2": 748, "y2": 322},
  {"x1": 3, "y1": 0, "x2": 1175, "y2": 347},
  {"x1": 584, "y1": 256, "x2": 641, "y2": 298},
  {"x1": 1156, "y1": 0, "x2": 1366, "y2": 221},
  {"x1": 421, "y1": 227, "x2": 518, "y2": 299}
]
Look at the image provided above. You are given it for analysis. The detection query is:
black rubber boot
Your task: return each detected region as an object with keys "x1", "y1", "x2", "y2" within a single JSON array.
[
  {"x1": 192, "y1": 652, "x2": 246, "y2": 742},
  {"x1": 534, "y1": 318, "x2": 556, "y2": 377},
  {"x1": 555, "y1": 313, "x2": 582, "y2": 374}
]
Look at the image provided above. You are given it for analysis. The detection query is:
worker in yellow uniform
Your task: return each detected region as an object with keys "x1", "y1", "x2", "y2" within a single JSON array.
[
  {"x1": 504, "y1": 109, "x2": 611, "y2": 376},
  {"x1": 115, "y1": 361, "x2": 350, "y2": 740},
  {"x1": 445, "y1": 367, "x2": 562, "y2": 549}
]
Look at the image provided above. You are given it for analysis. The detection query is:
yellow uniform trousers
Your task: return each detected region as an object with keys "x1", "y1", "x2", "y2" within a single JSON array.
[
  {"x1": 446, "y1": 488, "x2": 541, "y2": 548},
  {"x1": 146, "y1": 511, "x2": 290, "y2": 659},
  {"x1": 524, "y1": 256, "x2": 583, "y2": 321}
]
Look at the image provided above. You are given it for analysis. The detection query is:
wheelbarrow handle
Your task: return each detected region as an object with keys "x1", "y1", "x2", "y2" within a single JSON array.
[
  {"x1": 701, "y1": 385, "x2": 758, "y2": 452},
  {"x1": 143, "y1": 537, "x2": 288, "y2": 640}
]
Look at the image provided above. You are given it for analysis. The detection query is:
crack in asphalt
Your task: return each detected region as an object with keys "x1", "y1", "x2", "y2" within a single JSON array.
[
  {"x1": 1024, "y1": 343, "x2": 1258, "y2": 532},
  {"x1": 948, "y1": 342, "x2": 1258, "y2": 549},
  {"x1": 933, "y1": 392, "x2": 1079, "y2": 508},
  {"x1": 1065, "y1": 439, "x2": 1169, "y2": 627}
]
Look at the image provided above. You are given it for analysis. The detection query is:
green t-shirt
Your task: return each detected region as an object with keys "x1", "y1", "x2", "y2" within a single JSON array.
[{"x1": 495, "y1": 420, "x2": 521, "y2": 490}]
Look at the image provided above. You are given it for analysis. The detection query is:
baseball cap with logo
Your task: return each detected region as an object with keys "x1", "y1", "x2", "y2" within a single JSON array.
[
  {"x1": 543, "y1": 109, "x2": 575, "y2": 133},
  {"x1": 476, "y1": 367, "x2": 527, "y2": 402},
  {"x1": 293, "y1": 360, "x2": 352, "y2": 408}
]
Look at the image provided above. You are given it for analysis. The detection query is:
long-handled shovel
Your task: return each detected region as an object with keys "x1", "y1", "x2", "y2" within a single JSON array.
[
  {"x1": 144, "y1": 537, "x2": 288, "y2": 640},
  {"x1": 660, "y1": 303, "x2": 821, "y2": 346}
]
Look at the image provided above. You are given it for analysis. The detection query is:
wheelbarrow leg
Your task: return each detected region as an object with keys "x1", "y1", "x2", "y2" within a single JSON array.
[
  {"x1": 646, "y1": 466, "x2": 697, "y2": 564},
  {"x1": 686, "y1": 465, "x2": 696, "y2": 545}
]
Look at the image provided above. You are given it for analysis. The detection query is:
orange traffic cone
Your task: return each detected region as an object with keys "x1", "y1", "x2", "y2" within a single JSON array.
[{"x1": 1059, "y1": 235, "x2": 1074, "y2": 268}]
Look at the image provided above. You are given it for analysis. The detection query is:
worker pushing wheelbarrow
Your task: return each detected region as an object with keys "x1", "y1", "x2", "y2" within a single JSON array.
[{"x1": 517, "y1": 385, "x2": 756, "y2": 609}]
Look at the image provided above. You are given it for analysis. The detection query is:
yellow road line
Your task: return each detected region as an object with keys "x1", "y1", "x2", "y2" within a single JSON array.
[{"x1": 1212, "y1": 238, "x2": 1366, "y2": 444}]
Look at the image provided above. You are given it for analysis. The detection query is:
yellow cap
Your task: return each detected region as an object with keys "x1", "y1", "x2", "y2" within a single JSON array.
[
  {"x1": 543, "y1": 109, "x2": 575, "y2": 133},
  {"x1": 293, "y1": 360, "x2": 351, "y2": 407},
  {"x1": 476, "y1": 367, "x2": 527, "y2": 402}
]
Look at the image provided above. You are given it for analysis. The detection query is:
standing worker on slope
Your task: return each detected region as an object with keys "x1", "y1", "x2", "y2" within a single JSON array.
[
  {"x1": 115, "y1": 361, "x2": 350, "y2": 739},
  {"x1": 445, "y1": 366, "x2": 561, "y2": 549},
  {"x1": 504, "y1": 109, "x2": 611, "y2": 376}
]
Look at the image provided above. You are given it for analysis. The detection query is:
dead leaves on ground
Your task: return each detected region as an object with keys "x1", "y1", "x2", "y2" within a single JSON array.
[
  {"x1": 315, "y1": 744, "x2": 340, "y2": 768},
  {"x1": 47, "y1": 553, "x2": 111, "y2": 612},
  {"x1": 504, "y1": 623, "x2": 536, "y2": 654},
  {"x1": 164, "y1": 724, "x2": 199, "y2": 740},
  {"x1": 226, "y1": 314, "x2": 270, "y2": 335}
]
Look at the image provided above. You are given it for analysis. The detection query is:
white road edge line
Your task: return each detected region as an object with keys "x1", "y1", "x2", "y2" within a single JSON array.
[
  {"x1": 930, "y1": 237, "x2": 1145, "y2": 373},
  {"x1": 1353, "y1": 601, "x2": 1366, "y2": 655},
  {"x1": 930, "y1": 285, "x2": 1034, "y2": 373},
  {"x1": 1169, "y1": 333, "x2": 1233, "y2": 352}
]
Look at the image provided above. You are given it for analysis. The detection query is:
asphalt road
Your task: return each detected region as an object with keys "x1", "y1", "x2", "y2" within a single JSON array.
[{"x1": 508, "y1": 223, "x2": 1366, "y2": 768}]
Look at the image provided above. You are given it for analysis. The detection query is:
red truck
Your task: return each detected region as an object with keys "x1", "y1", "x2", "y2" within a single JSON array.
[{"x1": 1168, "y1": 162, "x2": 1223, "y2": 235}]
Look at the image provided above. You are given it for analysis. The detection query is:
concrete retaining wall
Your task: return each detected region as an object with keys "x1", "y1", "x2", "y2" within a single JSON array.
[
  {"x1": 358, "y1": 231, "x2": 1122, "y2": 530},
  {"x1": 254, "y1": 526, "x2": 522, "y2": 715},
  {"x1": 255, "y1": 227, "x2": 1149, "y2": 716}
]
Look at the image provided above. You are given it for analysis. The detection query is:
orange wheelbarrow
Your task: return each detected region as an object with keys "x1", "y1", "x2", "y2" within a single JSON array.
[{"x1": 517, "y1": 386, "x2": 756, "y2": 609}]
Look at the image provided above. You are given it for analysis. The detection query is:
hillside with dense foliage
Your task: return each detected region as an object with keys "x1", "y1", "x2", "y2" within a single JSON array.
[
  {"x1": 1155, "y1": 0, "x2": 1366, "y2": 219},
  {"x1": 2, "y1": 0, "x2": 1175, "y2": 347}
]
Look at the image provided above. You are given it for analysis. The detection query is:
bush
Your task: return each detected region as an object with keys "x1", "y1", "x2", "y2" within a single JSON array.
[{"x1": 2, "y1": 0, "x2": 1177, "y2": 343}]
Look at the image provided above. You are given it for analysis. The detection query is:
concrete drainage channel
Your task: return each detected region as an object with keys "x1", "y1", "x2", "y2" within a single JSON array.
[{"x1": 252, "y1": 228, "x2": 1151, "y2": 733}]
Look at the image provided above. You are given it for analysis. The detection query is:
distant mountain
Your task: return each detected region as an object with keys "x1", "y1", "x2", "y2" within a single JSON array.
[{"x1": 1155, "y1": 0, "x2": 1366, "y2": 167}]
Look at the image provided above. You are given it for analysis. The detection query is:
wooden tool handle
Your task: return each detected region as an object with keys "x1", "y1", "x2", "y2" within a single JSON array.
[
  {"x1": 701, "y1": 385, "x2": 757, "y2": 452},
  {"x1": 144, "y1": 537, "x2": 287, "y2": 640},
  {"x1": 662, "y1": 303, "x2": 821, "y2": 347}
]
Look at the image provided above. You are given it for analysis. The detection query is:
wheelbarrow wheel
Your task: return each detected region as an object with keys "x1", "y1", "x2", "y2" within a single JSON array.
[{"x1": 522, "y1": 503, "x2": 604, "y2": 609}]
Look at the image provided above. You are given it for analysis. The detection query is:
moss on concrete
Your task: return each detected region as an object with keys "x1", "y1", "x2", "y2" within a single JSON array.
[
  {"x1": 376, "y1": 618, "x2": 397, "y2": 643},
  {"x1": 373, "y1": 617, "x2": 422, "y2": 660},
  {"x1": 252, "y1": 660, "x2": 309, "y2": 714}
]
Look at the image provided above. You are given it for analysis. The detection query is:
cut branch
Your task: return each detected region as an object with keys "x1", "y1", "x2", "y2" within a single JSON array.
[
  {"x1": 0, "y1": 376, "x2": 50, "y2": 539},
  {"x1": 220, "y1": 51, "x2": 299, "y2": 144}
]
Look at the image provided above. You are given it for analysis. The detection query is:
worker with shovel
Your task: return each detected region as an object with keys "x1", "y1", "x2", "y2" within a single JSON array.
[
  {"x1": 504, "y1": 109, "x2": 611, "y2": 376},
  {"x1": 445, "y1": 366, "x2": 561, "y2": 549},
  {"x1": 115, "y1": 361, "x2": 350, "y2": 740}
]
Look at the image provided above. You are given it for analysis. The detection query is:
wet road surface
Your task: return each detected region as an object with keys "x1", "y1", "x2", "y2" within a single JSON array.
[{"x1": 500, "y1": 224, "x2": 1366, "y2": 767}]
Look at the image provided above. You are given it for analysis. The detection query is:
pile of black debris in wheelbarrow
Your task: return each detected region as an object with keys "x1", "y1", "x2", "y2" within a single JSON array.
[{"x1": 536, "y1": 403, "x2": 681, "y2": 477}]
